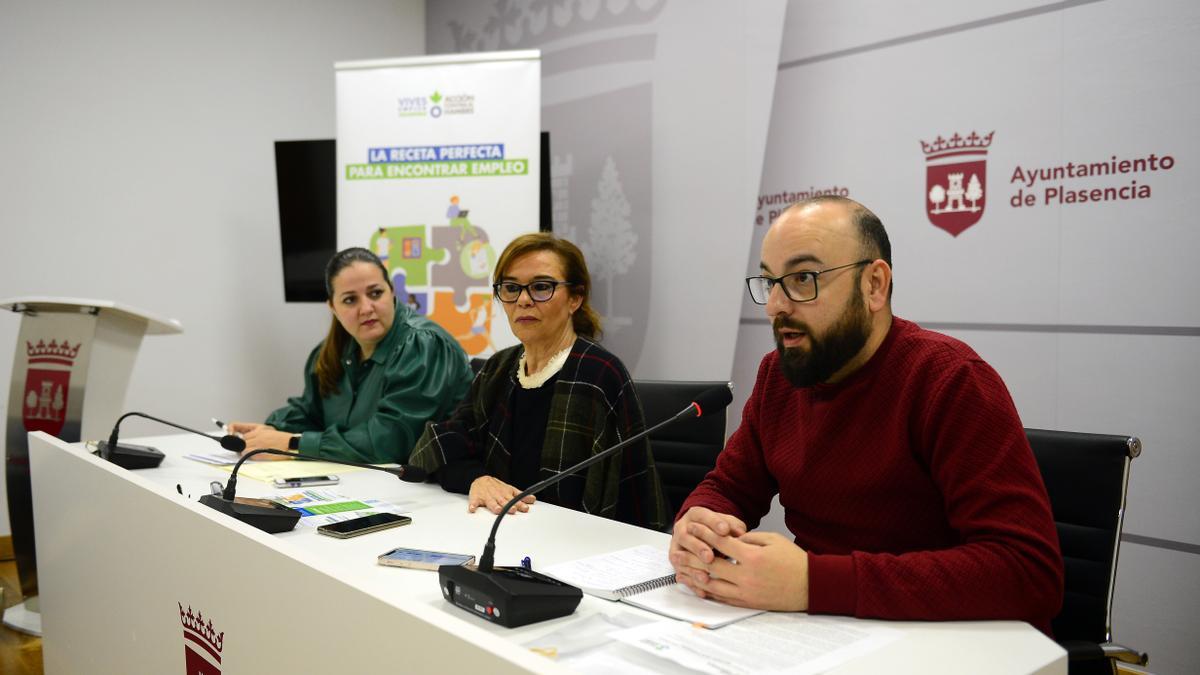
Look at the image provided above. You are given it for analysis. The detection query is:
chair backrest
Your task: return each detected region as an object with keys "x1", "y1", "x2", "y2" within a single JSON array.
[
  {"x1": 1025, "y1": 428, "x2": 1140, "y2": 644},
  {"x1": 634, "y1": 380, "x2": 730, "y2": 518}
]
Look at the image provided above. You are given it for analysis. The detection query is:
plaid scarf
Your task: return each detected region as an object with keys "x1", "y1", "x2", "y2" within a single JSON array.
[{"x1": 410, "y1": 337, "x2": 669, "y2": 531}]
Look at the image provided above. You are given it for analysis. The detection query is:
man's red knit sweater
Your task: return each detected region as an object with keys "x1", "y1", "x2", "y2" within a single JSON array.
[{"x1": 680, "y1": 317, "x2": 1063, "y2": 635}]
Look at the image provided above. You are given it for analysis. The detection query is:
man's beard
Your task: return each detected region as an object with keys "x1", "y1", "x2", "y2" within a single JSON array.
[{"x1": 774, "y1": 291, "x2": 871, "y2": 387}]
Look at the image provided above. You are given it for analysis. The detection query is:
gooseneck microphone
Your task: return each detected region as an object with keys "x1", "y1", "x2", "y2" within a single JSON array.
[
  {"x1": 199, "y1": 448, "x2": 429, "y2": 534},
  {"x1": 98, "y1": 411, "x2": 248, "y2": 470},
  {"x1": 439, "y1": 384, "x2": 734, "y2": 628}
]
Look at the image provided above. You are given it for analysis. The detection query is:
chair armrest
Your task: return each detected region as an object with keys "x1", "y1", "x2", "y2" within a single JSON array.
[
  {"x1": 1062, "y1": 640, "x2": 1105, "y2": 661},
  {"x1": 1101, "y1": 643, "x2": 1148, "y2": 666},
  {"x1": 1061, "y1": 640, "x2": 1149, "y2": 667}
]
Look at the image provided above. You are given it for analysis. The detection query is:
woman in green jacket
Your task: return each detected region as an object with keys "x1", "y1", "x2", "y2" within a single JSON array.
[{"x1": 230, "y1": 248, "x2": 472, "y2": 464}]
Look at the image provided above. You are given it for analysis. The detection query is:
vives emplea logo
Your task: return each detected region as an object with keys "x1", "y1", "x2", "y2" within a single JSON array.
[{"x1": 396, "y1": 89, "x2": 474, "y2": 119}]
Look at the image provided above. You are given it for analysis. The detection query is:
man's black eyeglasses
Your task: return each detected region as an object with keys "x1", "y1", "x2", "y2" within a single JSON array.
[{"x1": 745, "y1": 259, "x2": 872, "y2": 304}]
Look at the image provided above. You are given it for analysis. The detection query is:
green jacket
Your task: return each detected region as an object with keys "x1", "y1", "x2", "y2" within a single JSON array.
[{"x1": 265, "y1": 303, "x2": 472, "y2": 464}]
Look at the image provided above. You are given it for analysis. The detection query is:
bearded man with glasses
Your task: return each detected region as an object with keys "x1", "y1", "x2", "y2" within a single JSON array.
[{"x1": 669, "y1": 196, "x2": 1064, "y2": 635}]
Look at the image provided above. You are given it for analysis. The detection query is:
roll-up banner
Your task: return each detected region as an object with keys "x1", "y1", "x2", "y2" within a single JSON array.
[{"x1": 335, "y1": 51, "x2": 541, "y2": 356}]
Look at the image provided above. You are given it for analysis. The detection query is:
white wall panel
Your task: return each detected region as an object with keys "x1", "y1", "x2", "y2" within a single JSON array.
[
  {"x1": 0, "y1": 0, "x2": 426, "y2": 537},
  {"x1": 1056, "y1": 333, "x2": 1200, "y2": 546},
  {"x1": 779, "y1": 0, "x2": 1066, "y2": 64},
  {"x1": 1111, "y1": 542, "x2": 1200, "y2": 675},
  {"x1": 1057, "y1": 2, "x2": 1200, "y2": 327},
  {"x1": 751, "y1": 13, "x2": 1068, "y2": 324}
]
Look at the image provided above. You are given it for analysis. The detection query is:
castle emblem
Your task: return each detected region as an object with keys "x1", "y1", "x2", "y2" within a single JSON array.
[
  {"x1": 921, "y1": 131, "x2": 993, "y2": 236},
  {"x1": 180, "y1": 603, "x2": 224, "y2": 674},
  {"x1": 21, "y1": 339, "x2": 81, "y2": 437}
]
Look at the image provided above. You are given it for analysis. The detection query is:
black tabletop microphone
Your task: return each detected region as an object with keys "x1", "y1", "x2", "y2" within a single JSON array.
[
  {"x1": 199, "y1": 448, "x2": 429, "y2": 534},
  {"x1": 439, "y1": 384, "x2": 734, "y2": 628},
  {"x1": 97, "y1": 411, "x2": 247, "y2": 470}
]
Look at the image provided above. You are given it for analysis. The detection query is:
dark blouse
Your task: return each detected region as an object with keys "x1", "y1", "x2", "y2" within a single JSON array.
[{"x1": 509, "y1": 374, "x2": 557, "y2": 490}]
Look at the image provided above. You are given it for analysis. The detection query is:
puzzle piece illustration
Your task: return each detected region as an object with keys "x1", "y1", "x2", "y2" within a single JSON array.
[
  {"x1": 429, "y1": 290, "x2": 496, "y2": 355},
  {"x1": 370, "y1": 225, "x2": 449, "y2": 289},
  {"x1": 366, "y1": 214, "x2": 497, "y2": 356},
  {"x1": 431, "y1": 223, "x2": 494, "y2": 307}
]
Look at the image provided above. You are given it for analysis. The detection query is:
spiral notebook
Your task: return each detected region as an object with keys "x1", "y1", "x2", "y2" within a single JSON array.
[{"x1": 541, "y1": 545, "x2": 763, "y2": 628}]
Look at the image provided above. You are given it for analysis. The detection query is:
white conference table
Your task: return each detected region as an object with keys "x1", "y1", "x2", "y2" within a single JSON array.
[{"x1": 28, "y1": 431, "x2": 1066, "y2": 674}]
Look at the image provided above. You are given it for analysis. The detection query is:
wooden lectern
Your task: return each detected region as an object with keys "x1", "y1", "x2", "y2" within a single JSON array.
[{"x1": 2, "y1": 297, "x2": 181, "y2": 636}]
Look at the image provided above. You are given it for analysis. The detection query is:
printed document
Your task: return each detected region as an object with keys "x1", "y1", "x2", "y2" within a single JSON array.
[
  {"x1": 610, "y1": 613, "x2": 902, "y2": 675},
  {"x1": 268, "y1": 488, "x2": 413, "y2": 528}
]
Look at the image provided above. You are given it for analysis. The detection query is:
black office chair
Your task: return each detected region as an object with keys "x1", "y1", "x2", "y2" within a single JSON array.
[
  {"x1": 1025, "y1": 428, "x2": 1149, "y2": 675},
  {"x1": 634, "y1": 380, "x2": 730, "y2": 525}
]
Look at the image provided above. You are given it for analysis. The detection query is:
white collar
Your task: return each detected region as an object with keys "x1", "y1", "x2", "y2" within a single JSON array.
[{"x1": 517, "y1": 343, "x2": 572, "y2": 389}]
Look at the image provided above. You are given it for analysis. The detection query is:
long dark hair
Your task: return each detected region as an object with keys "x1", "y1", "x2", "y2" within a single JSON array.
[
  {"x1": 493, "y1": 233, "x2": 602, "y2": 340},
  {"x1": 314, "y1": 247, "x2": 393, "y2": 397}
]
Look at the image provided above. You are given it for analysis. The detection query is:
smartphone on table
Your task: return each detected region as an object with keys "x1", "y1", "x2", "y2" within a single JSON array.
[
  {"x1": 378, "y1": 547, "x2": 475, "y2": 570},
  {"x1": 316, "y1": 512, "x2": 411, "y2": 539},
  {"x1": 273, "y1": 475, "x2": 339, "y2": 488}
]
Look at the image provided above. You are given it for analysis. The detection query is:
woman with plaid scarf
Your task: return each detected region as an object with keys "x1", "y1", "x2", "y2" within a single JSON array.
[{"x1": 409, "y1": 234, "x2": 669, "y2": 531}]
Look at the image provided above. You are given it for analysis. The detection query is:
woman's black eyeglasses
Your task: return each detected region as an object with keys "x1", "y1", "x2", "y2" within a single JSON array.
[{"x1": 493, "y1": 280, "x2": 577, "y2": 303}]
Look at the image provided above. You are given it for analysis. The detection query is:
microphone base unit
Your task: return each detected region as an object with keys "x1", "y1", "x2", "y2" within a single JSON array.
[
  {"x1": 198, "y1": 494, "x2": 300, "y2": 534},
  {"x1": 439, "y1": 564, "x2": 582, "y2": 628},
  {"x1": 93, "y1": 442, "x2": 165, "y2": 470}
]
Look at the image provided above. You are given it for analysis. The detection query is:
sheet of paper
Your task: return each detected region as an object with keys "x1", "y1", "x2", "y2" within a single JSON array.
[
  {"x1": 523, "y1": 611, "x2": 695, "y2": 675},
  {"x1": 269, "y1": 489, "x2": 413, "y2": 528},
  {"x1": 621, "y1": 583, "x2": 763, "y2": 628},
  {"x1": 184, "y1": 452, "x2": 239, "y2": 466},
  {"x1": 610, "y1": 614, "x2": 903, "y2": 675},
  {"x1": 215, "y1": 460, "x2": 366, "y2": 482},
  {"x1": 524, "y1": 610, "x2": 653, "y2": 658},
  {"x1": 559, "y1": 645, "x2": 697, "y2": 675}
]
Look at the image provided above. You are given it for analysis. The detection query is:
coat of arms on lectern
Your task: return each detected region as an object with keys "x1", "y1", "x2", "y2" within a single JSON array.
[
  {"x1": 921, "y1": 130, "x2": 994, "y2": 236},
  {"x1": 21, "y1": 339, "x2": 80, "y2": 437},
  {"x1": 180, "y1": 603, "x2": 224, "y2": 675}
]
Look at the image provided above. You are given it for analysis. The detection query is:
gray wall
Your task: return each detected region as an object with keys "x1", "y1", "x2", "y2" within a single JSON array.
[{"x1": 0, "y1": 0, "x2": 425, "y2": 534}]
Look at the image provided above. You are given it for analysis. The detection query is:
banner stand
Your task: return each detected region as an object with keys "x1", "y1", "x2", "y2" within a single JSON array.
[{"x1": 336, "y1": 50, "x2": 541, "y2": 358}]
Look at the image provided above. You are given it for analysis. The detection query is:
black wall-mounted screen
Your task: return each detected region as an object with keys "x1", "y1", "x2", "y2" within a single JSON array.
[
  {"x1": 539, "y1": 131, "x2": 552, "y2": 232},
  {"x1": 274, "y1": 133, "x2": 551, "y2": 303},
  {"x1": 275, "y1": 139, "x2": 337, "y2": 302}
]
